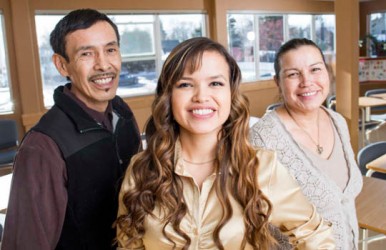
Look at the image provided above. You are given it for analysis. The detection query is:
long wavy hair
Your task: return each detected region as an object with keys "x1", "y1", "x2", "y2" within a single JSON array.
[{"x1": 116, "y1": 37, "x2": 274, "y2": 249}]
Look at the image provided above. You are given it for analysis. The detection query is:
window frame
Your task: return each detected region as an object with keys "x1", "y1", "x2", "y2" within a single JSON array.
[
  {"x1": 34, "y1": 11, "x2": 208, "y2": 107},
  {"x1": 227, "y1": 11, "x2": 336, "y2": 83}
]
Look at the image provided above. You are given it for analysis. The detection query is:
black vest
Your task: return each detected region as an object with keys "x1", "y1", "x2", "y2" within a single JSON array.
[{"x1": 32, "y1": 86, "x2": 141, "y2": 249}]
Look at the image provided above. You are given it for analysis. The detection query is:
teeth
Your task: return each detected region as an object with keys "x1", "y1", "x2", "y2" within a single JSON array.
[
  {"x1": 301, "y1": 91, "x2": 316, "y2": 97},
  {"x1": 93, "y1": 77, "x2": 112, "y2": 85},
  {"x1": 193, "y1": 109, "x2": 213, "y2": 115}
]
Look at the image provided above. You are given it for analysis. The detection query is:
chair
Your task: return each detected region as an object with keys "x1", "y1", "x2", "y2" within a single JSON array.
[
  {"x1": 326, "y1": 95, "x2": 379, "y2": 145},
  {"x1": 266, "y1": 102, "x2": 282, "y2": 112},
  {"x1": 365, "y1": 89, "x2": 386, "y2": 122},
  {"x1": 361, "y1": 90, "x2": 386, "y2": 145},
  {"x1": 357, "y1": 141, "x2": 386, "y2": 249},
  {"x1": 357, "y1": 141, "x2": 386, "y2": 179},
  {"x1": 0, "y1": 119, "x2": 18, "y2": 171},
  {"x1": 326, "y1": 95, "x2": 336, "y2": 111}
]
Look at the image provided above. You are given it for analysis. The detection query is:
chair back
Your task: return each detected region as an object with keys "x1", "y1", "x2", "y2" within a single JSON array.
[
  {"x1": 0, "y1": 119, "x2": 18, "y2": 167},
  {"x1": 266, "y1": 102, "x2": 282, "y2": 112},
  {"x1": 326, "y1": 95, "x2": 336, "y2": 111},
  {"x1": 357, "y1": 141, "x2": 386, "y2": 180},
  {"x1": 365, "y1": 89, "x2": 386, "y2": 112}
]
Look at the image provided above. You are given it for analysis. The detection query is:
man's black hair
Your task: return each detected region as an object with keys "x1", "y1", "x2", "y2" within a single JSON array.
[{"x1": 50, "y1": 8, "x2": 120, "y2": 61}]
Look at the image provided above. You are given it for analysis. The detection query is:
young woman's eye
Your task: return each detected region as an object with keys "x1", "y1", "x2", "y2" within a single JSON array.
[
  {"x1": 211, "y1": 81, "x2": 224, "y2": 87},
  {"x1": 176, "y1": 82, "x2": 191, "y2": 88}
]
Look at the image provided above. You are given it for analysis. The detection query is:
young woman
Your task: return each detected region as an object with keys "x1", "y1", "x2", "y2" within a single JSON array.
[
  {"x1": 116, "y1": 37, "x2": 335, "y2": 250},
  {"x1": 250, "y1": 38, "x2": 363, "y2": 249}
]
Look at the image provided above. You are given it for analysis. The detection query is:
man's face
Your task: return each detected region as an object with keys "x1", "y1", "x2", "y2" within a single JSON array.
[{"x1": 54, "y1": 21, "x2": 121, "y2": 112}]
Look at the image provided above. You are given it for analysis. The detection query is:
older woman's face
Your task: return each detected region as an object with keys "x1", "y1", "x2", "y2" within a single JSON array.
[{"x1": 277, "y1": 45, "x2": 330, "y2": 113}]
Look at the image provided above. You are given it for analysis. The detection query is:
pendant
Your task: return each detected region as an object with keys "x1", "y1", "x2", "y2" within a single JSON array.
[{"x1": 317, "y1": 145, "x2": 323, "y2": 155}]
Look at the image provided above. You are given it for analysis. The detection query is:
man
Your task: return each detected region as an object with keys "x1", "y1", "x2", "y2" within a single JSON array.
[{"x1": 2, "y1": 9, "x2": 141, "y2": 249}]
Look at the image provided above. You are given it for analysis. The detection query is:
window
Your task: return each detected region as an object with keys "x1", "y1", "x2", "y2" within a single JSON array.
[
  {"x1": 368, "y1": 13, "x2": 386, "y2": 57},
  {"x1": 35, "y1": 13, "x2": 206, "y2": 107},
  {"x1": 0, "y1": 14, "x2": 12, "y2": 113},
  {"x1": 227, "y1": 13, "x2": 335, "y2": 82}
]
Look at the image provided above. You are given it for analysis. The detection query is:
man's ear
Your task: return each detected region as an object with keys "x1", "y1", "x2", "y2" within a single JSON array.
[
  {"x1": 52, "y1": 53, "x2": 69, "y2": 77},
  {"x1": 273, "y1": 75, "x2": 280, "y2": 87}
]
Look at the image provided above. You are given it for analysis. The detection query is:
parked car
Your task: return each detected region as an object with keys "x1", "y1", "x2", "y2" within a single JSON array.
[{"x1": 119, "y1": 69, "x2": 138, "y2": 86}]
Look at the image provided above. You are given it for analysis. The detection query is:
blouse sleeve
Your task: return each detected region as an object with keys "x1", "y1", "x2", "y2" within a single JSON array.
[
  {"x1": 257, "y1": 149, "x2": 336, "y2": 249},
  {"x1": 116, "y1": 155, "x2": 145, "y2": 250}
]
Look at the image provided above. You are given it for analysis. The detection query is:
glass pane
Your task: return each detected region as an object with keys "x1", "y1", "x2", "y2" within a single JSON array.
[
  {"x1": 369, "y1": 13, "x2": 386, "y2": 57},
  {"x1": 118, "y1": 59, "x2": 157, "y2": 96},
  {"x1": 288, "y1": 15, "x2": 311, "y2": 39},
  {"x1": 259, "y1": 15, "x2": 283, "y2": 79},
  {"x1": 36, "y1": 13, "x2": 206, "y2": 103},
  {"x1": 227, "y1": 14, "x2": 256, "y2": 82},
  {"x1": 35, "y1": 15, "x2": 66, "y2": 107},
  {"x1": 113, "y1": 15, "x2": 155, "y2": 57},
  {"x1": 159, "y1": 14, "x2": 204, "y2": 60},
  {"x1": 315, "y1": 15, "x2": 335, "y2": 54},
  {"x1": 112, "y1": 15, "x2": 157, "y2": 96},
  {"x1": 0, "y1": 15, "x2": 13, "y2": 113}
]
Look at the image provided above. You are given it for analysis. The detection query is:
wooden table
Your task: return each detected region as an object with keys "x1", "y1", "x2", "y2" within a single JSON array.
[
  {"x1": 356, "y1": 177, "x2": 386, "y2": 249},
  {"x1": 366, "y1": 154, "x2": 386, "y2": 176},
  {"x1": 358, "y1": 97, "x2": 386, "y2": 147},
  {"x1": 371, "y1": 93, "x2": 386, "y2": 99}
]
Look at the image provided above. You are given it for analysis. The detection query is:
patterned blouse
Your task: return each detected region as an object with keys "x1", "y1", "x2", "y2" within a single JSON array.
[{"x1": 250, "y1": 107, "x2": 363, "y2": 250}]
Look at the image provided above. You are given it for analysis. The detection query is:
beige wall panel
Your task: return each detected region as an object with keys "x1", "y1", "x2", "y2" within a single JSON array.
[
  {"x1": 335, "y1": 0, "x2": 360, "y2": 151},
  {"x1": 240, "y1": 80, "x2": 279, "y2": 118},
  {"x1": 124, "y1": 95, "x2": 154, "y2": 133},
  {"x1": 31, "y1": 0, "x2": 206, "y2": 11}
]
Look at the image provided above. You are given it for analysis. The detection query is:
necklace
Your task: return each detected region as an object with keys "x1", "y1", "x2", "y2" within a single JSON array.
[
  {"x1": 183, "y1": 158, "x2": 215, "y2": 165},
  {"x1": 285, "y1": 106, "x2": 323, "y2": 155}
]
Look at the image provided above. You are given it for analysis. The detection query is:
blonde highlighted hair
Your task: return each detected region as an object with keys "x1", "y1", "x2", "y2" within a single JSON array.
[{"x1": 116, "y1": 37, "x2": 274, "y2": 249}]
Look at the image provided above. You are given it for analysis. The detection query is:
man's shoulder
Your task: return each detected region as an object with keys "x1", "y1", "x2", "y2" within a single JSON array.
[
  {"x1": 32, "y1": 105, "x2": 69, "y2": 131},
  {"x1": 112, "y1": 96, "x2": 135, "y2": 118},
  {"x1": 19, "y1": 130, "x2": 59, "y2": 154}
]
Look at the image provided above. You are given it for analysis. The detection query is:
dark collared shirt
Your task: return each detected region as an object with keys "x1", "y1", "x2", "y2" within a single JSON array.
[{"x1": 63, "y1": 86, "x2": 113, "y2": 132}]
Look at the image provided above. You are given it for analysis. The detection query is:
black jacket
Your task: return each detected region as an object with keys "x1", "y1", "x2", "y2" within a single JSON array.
[{"x1": 32, "y1": 85, "x2": 141, "y2": 250}]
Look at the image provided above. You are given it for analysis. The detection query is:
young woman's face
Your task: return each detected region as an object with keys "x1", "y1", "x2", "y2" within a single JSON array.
[
  {"x1": 277, "y1": 45, "x2": 330, "y2": 113},
  {"x1": 171, "y1": 51, "x2": 231, "y2": 138}
]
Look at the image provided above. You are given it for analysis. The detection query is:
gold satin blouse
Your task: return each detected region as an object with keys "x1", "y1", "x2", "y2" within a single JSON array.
[{"x1": 117, "y1": 141, "x2": 335, "y2": 250}]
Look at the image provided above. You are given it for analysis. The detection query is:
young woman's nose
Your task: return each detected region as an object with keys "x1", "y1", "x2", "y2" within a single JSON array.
[{"x1": 192, "y1": 85, "x2": 209, "y2": 103}]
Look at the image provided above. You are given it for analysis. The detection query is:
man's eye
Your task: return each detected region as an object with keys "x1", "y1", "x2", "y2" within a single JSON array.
[
  {"x1": 107, "y1": 48, "x2": 118, "y2": 53},
  {"x1": 80, "y1": 52, "x2": 93, "y2": 57}
]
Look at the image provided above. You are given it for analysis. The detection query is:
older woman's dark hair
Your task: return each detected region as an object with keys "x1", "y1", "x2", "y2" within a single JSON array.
[
  {"x1": 50, "y1": 8, "x2": 120, "y2": 62},
  {"x1": 274, "y1": 38, "x2": 326, "y2": 80}
]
